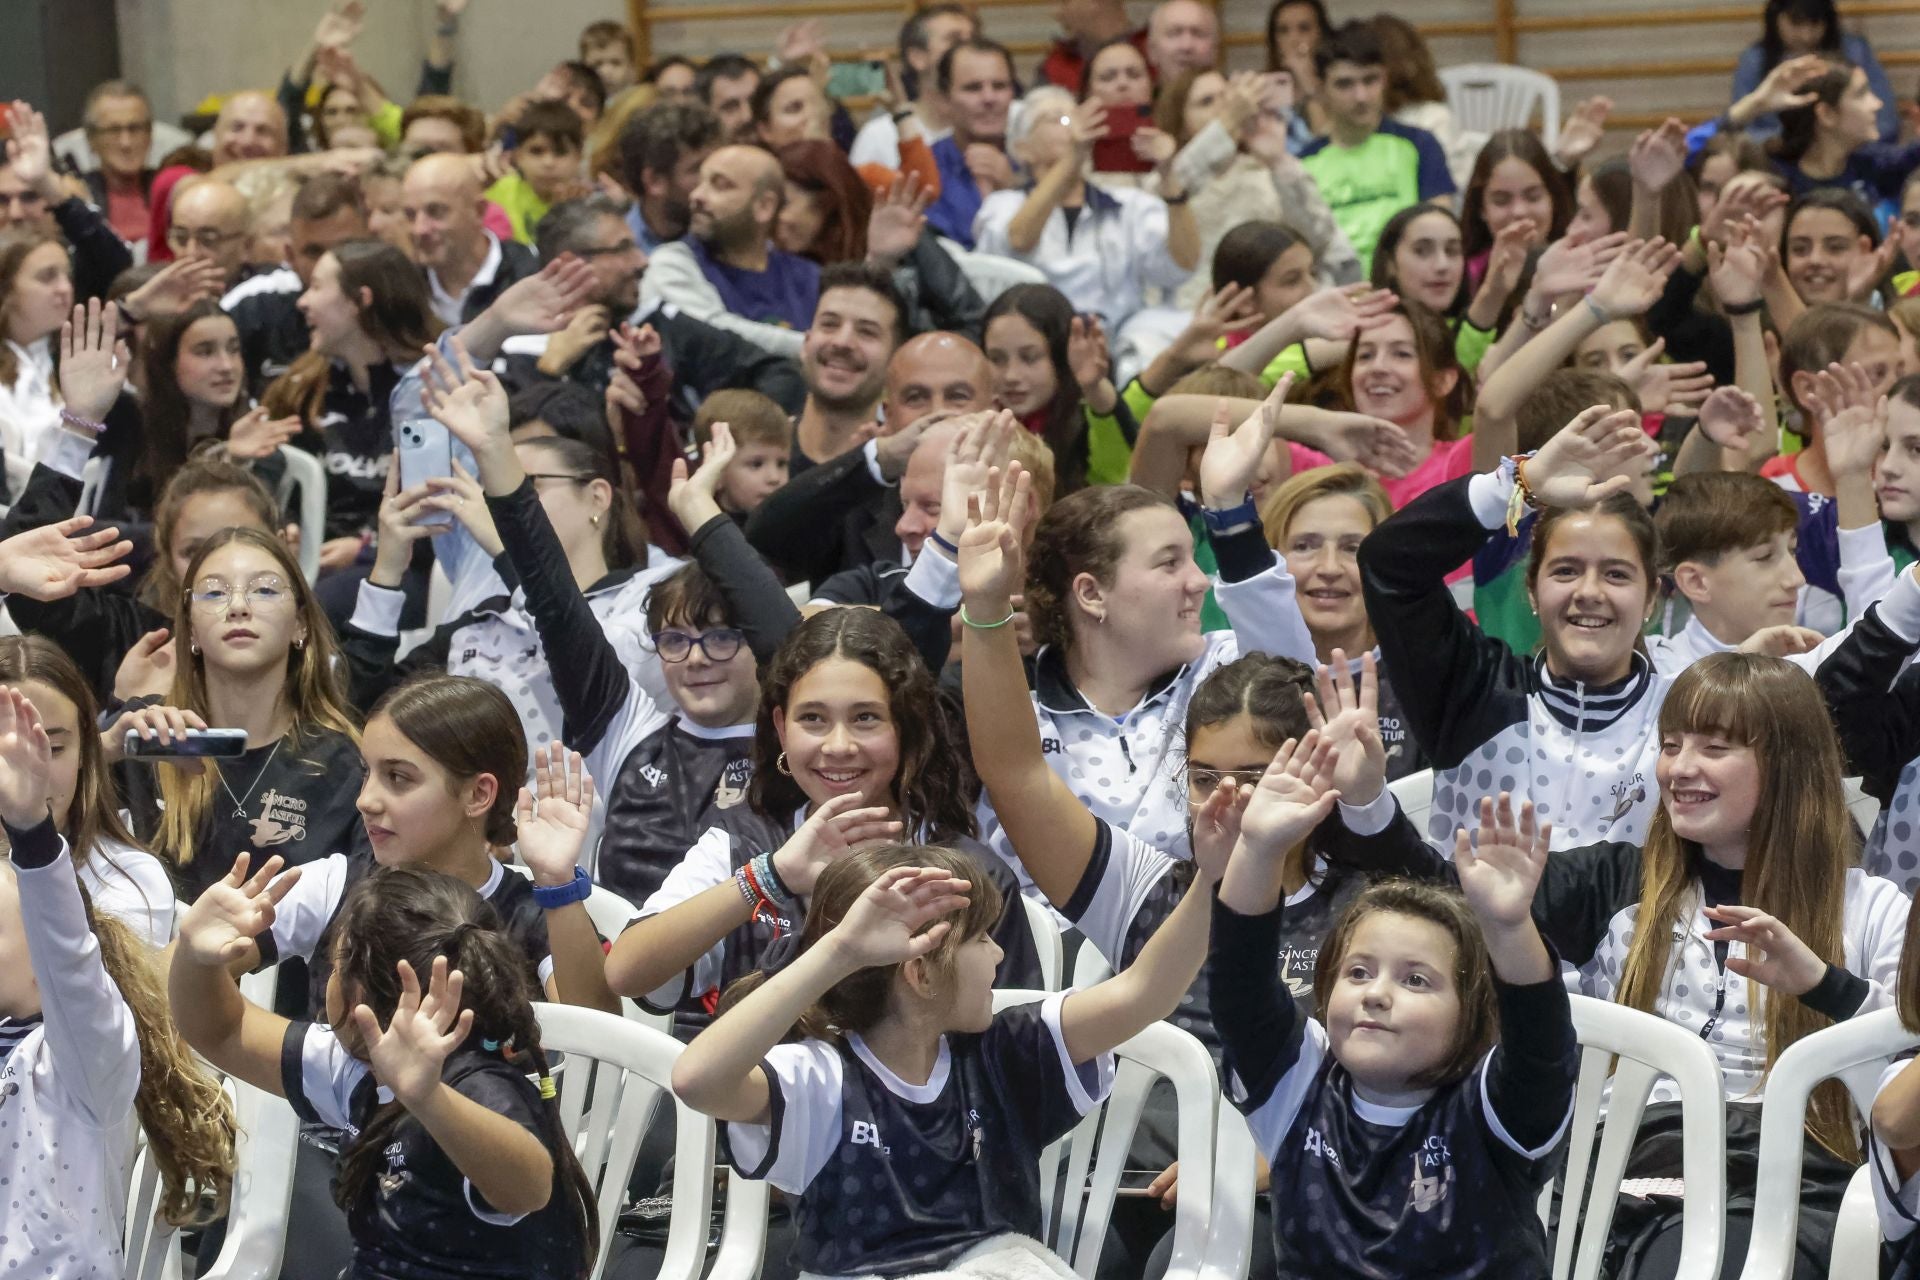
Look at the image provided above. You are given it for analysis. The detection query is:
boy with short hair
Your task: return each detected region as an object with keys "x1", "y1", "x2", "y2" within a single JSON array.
[
  {"x1": 690, "y1": 389, "x2": 794, "y2": 519},
  {"x1": 486, "y1": 100, "x2": 584, "y2": 244},
  {"x1": 578, "y1": 20, "x2": 639, "y2": 97},
  {"x1": 1298, "y1": 20, "x2": 1454, "y2": 271},
  {"x1": 1652, "y1": 472, "x2": 1808, "y2": 667}
]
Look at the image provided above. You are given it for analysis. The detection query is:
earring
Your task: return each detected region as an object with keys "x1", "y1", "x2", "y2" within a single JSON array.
[
  {"x1": 776, "y1": 752, "x2": 792, "y2": 776},
  {"x1": 189, "y1": 641, "x2": 200, "y2": 655},
  {"x1": 294, "y1": 637, "x2": 305, "y2": 651},
  {"x1": 591, "y1": 513, "x2": 602, "y2": 527}
]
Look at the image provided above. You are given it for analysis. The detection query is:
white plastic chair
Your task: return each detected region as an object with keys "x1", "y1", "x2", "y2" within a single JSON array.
[
  {"x1": 1735, "y1": 1006, "x2": 1920, "y2": 1280},
  {"x1": 1438, "y1": 64, "x2": 1561, "y2": 151},
  {"x1": 394, "y1": 561, "x2": 455, "y2": 662},
  {"x1": 990, "y1": 989, "x2": 1257, "y2": 1280},
  {"x1": 535, "y1": 1003, "x2": 772, "y2": 1280},
  {"x1": 76, "y1": 454, "x2": 108, "y2": 518},
  {"x1": 1843, "y1": 776, "x2": 1882, "y2": 838},
  {"x1": 1549, "y1": 995, "x2": 1727, "y2": 1280},
  {"x1": 584, "y1": 880, "x2": 674, "y2": 1034},
  {"x1": 123, "y1": 1133, "x2": 184, "y2": 1280},
  {"x1": 1023, "y1": 894, "x2": 1066, "y2": 991},
  {"x1": 273, "y1": 446, "x2": 326, "y2": 585},
  {"x1": 1388, "y1": 768, "x2": 1434, "y2": 844},
  {"x1": 938, "y1": 238, "x2": 1048, "y2": 306},
  {"x1": 201, "y1": 966, "x2": 302, "y2": 1280},
  {"x1": 1829, "y1": 1163, "x2": 1881, "y2": 1279}
]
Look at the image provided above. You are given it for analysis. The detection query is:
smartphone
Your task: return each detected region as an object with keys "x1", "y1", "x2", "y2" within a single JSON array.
[
  {"x1": 826, "y1": 60, "x2": 888, "y2": 100},
  {"x1": 1091, "y1": 103, "x2": 1154, "y2": 175},
  {"x1": 396, "y1": 418, "x2": 455, "y2": 527},
  {"x1": 125, "y1": 728, "x2": 249, "y2": 759}
]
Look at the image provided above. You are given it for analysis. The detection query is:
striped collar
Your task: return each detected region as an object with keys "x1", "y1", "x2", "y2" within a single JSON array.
[
  {"x1": 0, "y1": 1014, "x2": 42, "y2": 1065},
  {"x1": 1533, "y1": 650, "x2": 1655, "y2": 734}
]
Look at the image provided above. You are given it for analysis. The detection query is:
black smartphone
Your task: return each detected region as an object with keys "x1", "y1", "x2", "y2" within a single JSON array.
[{"x1": 124, "y1": 728, "x2": 249, "y2": 759}]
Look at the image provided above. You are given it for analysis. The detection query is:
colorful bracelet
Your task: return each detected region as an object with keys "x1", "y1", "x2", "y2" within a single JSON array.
[
  {"x1": 58, "y1": 408, "x2": 106, "y2": 436},
  {"x1": 752, "y1": 850, "x2": 796, "y2": 912}
]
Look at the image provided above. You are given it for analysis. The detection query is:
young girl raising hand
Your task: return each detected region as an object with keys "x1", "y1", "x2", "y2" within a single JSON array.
[{"x1": 1211, "y1": 789, "x2": 1576, "y2": 1277}]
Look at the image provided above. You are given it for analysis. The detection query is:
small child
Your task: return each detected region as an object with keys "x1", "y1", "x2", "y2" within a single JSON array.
[
  {"x1": 577, "y1": 20, "x2": 639, "y2": 97},
  {"x1": 671, "y1": 824, "x2": 1240, "y2": 1277},
  {"x1": 1210, "y1": 791, "x2": 1575, "y2": 1276},
  {"x1": 692, "y1": 389, "x2": 794, "y2": 519},
  {"x1": 0, "y1": 687, "x2": 234, "y2": 1272},
  {"x1": 487, "y1": 100, "x2": 585, "y2": 245},
  {"x1": 171, "y1": 858, "x2": 598, "y2": 1279}
]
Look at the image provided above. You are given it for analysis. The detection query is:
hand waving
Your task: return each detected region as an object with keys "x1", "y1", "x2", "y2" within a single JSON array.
[
  {"x1": 421, "y1": 337, "x2": 510, "y2": 455},
  {"x1": 1526, "y1": 404, "x2": 1659, "y2": 507},
  {"x1": 353, "y1": 956, "x2": 473, "y2": 1108},
  {"x1": 1303, "y1": 651, "x2": 1386, "y2": 808},
  {"x1": 1199, "y1": 374, "x2": 1291, "y2": 507},
  {"x1": 770, "y1": 792, "x2": 904, "y2": 894},
  {"x1": 226, "y1": 406, "x2": 302, "y2": 460},
  {"x1": 176, "y1": 853, "x2": 303, "y2": 967},
  {"x1": 1695, "y1": 385, "x2": 1769, "y2": 453},
  {"x1": 1628, "y1": 118, "x2": 1688, "y2": 193},
  {"x1": 0, "y1": 516, "x2": 132, "y2": 600},
  {"x1": 1285, "y1": 284, "x2": 1399, "y2": 343},
  {"x1": 1235, "y1": 730, "x2": 1341, "y2": 860},
  {"x1": 826, "y1": 866, "x2": 974, "y2": 971},
  {"x1": 667, "y1": 420, "x2": 737, "y2": 534},
  {"x1": 0, "y1": 687, "x2": 52, "y2": 830},
  {"x1": 956, "y1": 461, "x2": 1033, "y2": 607},
  {"x1": 1588, "y1": 237, "x2": 1683, "y2": 322},
  {"x1": 517, "y1": 743, "x2": 596, "y2": 887},
  {"x1": 1704, "y1": 904, "x2": 1826, "y2": 996},
  {"x1": 867, "y1": 173, "x2": 931, "y2": 268},
  {"x1": 1453, "y1": 793, "x2": 1549, "y2": 932},
  {"x1": 58, "y1": 300, "x2": 131, "y2": 423},
  {"x1": 487, "y1": 254, "x2": 597, "y2": 337}
]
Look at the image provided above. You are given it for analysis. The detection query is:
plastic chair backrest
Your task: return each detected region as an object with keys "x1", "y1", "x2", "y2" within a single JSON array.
[
  {"x1": 534, "y1": 1003, "x2": 719, "y2": 1280},
  {"x1": 1829, "y1": 1164, "x2": 1881, "y2": 1279},
  {"x1": 201, "y1": 965, "x2": 302, "y2": 1280},
  {"x1": 1843, "y1": 776, "x2": 1881, "y2": 840},
  {"x1": 1437, "y1": 63, "x2": 1561, "y2": 150},
  {"x1": 1550, "y1": 995, "x2": 1727, "y2": 1280},
  {"x1": 1734, "y1": 1006, "x2": 1920, "y2": 1280},
  {"x1": 1388, "y1": 769, "x2": 1434, "y2": 843},
  {"x1": 77, "y1": 455, "x2": 108, "y2": 517},
  {"x1": 1023, "y1": 894, "x2": 1065, "y2": 991},
  {"x1": 989, "y1": 989, "x2": 1256, "y2": 1280},
  {"x1": 124, "y1": 1132, "x2": 183, "y2": 1280},
  {"x1": 937, "y1": 238, "x2": 1049, "y2": 306},
  {"x1": 584, "y1": 880, "x2": 674, "y2": 1033},
  {"x1": 273, "y1": 447, "x2": 326, "y2": 585}
]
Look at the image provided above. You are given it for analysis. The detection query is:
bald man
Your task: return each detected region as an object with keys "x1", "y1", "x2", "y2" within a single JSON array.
[
  {"x1": 167, "y1": 177, "x2": 254, "y2": 290},
  {"x1": 881, "y1": 331, "x2": 991, "y2": 429},
  {"x1": 402, "y1": 153, "x2": 538, "y2": 325},
  {"x1": 210, "y1": 91, "x2": 288, "y2": 167},
  {"x1": 1147, "y1": 0, "x2": 1218, "y2": 77},
  {"x1": 638, "y1": 143, "x2": 819, "y2": 356}
]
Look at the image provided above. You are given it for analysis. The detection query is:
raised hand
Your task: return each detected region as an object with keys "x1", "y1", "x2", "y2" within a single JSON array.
[
  {"x1": 667, "y1": 420, "x2": 738, "y2": 533},
  {"x1": 421, "y1": 337, "x2": 510, "y2": 455},
  {"x1": 1067, "y1": 314, "x2": 1112, "y2": 395},
  {"x1": 1738, "y1": 624, "x2": 1825, "y2": 656},
  {"x1": 1807, "y1": 362, "x2": 1888, "y2": 478},
  {"x1": 225, "y1": 406, "x2": 302, "y2": 460},
  {"x1": 1628, "y1": 118, "x2": 1689, "y2": 193},
  {"x1": 517, "y1": 743, "x2": 596, "y2": 887},
  {"x1": 0, "y1": 687, "x2": 52, "y2": 829},
  {"x1": 956, "y1": 461, "x2": 1033, "y2": 606},
  {"x1": 1189, "y1": 776, "x2": 1250, "y2": 885},
  {"x1": 1314, "y1": 411, "x2": 1422, "y2": 478},
  {"x1": 114, "y1": 628, "x2": 177, "y2": 703},
  {"x1": 1741, "y1": 53, "x2": 1830, "y2": 119},
  {"x1": 1553, "y1": 96, "x2": 1612, "y2": 169},
  {"x1": 1130, "y1": 125, "x2": 1177, "y2": 169},
  {"x1": 1453, "y1": 793, "x2": 1549, "y2": 932},
  {"x1": 0, "y1": 515, "x2": 133, "y2": 600},
  {"x1": 1619, "y1": 342, "x2": 1713, "y2": 417},
  {"x1": 776, "y1": 18, "x2": 827, "y2": 65},
  {"x1": 770, "y1": 791, "x2": 904, "y2": 895},
  {"x1": 1589, "y1": 237, "x2": 1683, "y2": 322},
  {"x1": 1526, "y1": 404, "x2": 1659, "y2": 506},
  {"x1": 4, "y1": 101, "x2": 58, "y2": 202},
  {"x1": 1302, "y1": 650, "x2": 1386, "y2": 808},
  {"x1": 58, "y1": 300, "x2": 131, "y2": 423},
  {"x1": 1848, "y1": 234, "x2": 1900, "y2": 303},
  {"x1": 1704, "y1": 904, "x2": 1827, "y2": 995},
  {"x1": 487, "y1": 254, "x2": 597, "y2": 337},
  {"x1": 1706, "y1": 214, "x2": 1768, "y2": 309},
  {"x1": 353, "y1": 956, "x2": 473, "y2": 1108},
  {"x1": 121, "y1": 256, "x2": 226, "y2": 323},
  {"x1": 1200, "y1": 374, "x2": 1290, "y2": 507},
  {"x1": 541, "y1": 304, "x2": 611, "y2": 375},
  {"x1": 824, "y1": 866, "x2": 974, "y2": 971},
  {"x1": 1695, "y1": 385, "x2": 1769, "y2": 453},
  {"x1": 176, "y1": 853, "x2": 303, "y2": 966},
  {"x1": 866, "y1": 173, "x2": 930, "y2": 268},
  {"x1": 1532, "y1": 231, "x2": 1628, "y2": 298},
  {"x1": 1235, "y1": 730, "x2": 1340, "y2": 859},
  {"x1": 313, "y1": 0, "x2": 366, "y2": 50},
  {"x1": 1164, "y1": 283, "x2": 1263, "y2": 367},
  {"x1": 933, "y1": 409, "x2": 1015, "y2": 552},
  {"x1": 1286, "y1": 283, "x2": 1399, "y2": 343},
  {"x1": 1068, "y1": 100, "x2": 1110, "y2": 159}
]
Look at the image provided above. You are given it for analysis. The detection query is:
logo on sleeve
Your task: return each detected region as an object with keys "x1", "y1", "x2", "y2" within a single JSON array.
[{"x1": 850, "y1": 1120, "x2": 890, "y2": 1154}]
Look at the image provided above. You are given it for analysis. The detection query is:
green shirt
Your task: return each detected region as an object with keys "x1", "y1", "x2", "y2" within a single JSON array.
[
  {"x1": 484, "y1": 171, "x2": 552, "y2": 245},
  {"x1": 1298, "y1": 120, "x2": 1456, "y2": 271}
]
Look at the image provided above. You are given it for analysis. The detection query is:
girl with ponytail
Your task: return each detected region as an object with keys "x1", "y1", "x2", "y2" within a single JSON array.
[{"x1": 171, "y1": 859, "x2": 597, "y2": 1279}]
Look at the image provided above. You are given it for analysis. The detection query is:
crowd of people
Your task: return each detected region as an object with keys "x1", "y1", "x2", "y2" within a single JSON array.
[{"x1": 15, "y1": 0, "x2": 1920, "y2": 1276}]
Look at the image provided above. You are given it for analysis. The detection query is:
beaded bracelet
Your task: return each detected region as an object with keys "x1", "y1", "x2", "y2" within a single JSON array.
[{"x1": 59, "y1": 408, "x2": 106, "y2": 436}]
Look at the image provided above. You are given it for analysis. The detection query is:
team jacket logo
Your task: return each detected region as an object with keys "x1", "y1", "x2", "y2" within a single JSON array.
[
  {"x1": 1303, "y1": 1126, "x2": 1342, "y2": 1167},
  {"x1": 713, "y1": 760, "x2": 750, "y2": 809},
  {"x1": 1608, "y1": 774, "x2": 1647, "y2": 824},
  {"x1": 249, "y1": 788, "x2": 309, "y2": 847},
  {"x1": 1039, "y1": 737, "x2": 1064, "y2": 755},
  {"x1": 1408, "y1": 1137, "x2": 1454, "y2": 1214},
  {"x1": 378, "y1": 1139, "x2": 408, "y2": 1195},
  {"x1": 850, "y1": 1120, "x2": 890, "y2": 1154}
]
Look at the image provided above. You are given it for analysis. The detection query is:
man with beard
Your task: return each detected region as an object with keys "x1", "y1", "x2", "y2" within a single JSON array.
[
  {"x1": 617, "y1": 100, "x2": 723, "y2": 254},
  {"x1": 502, "y1": 193, "x2": 803, "y2": 420},
  {"x1": 640, "y1": 144, "x2": 819, "y2": 357},
  {"x1": 403, "y1": 153, "x2": 538, "y2": 326}
]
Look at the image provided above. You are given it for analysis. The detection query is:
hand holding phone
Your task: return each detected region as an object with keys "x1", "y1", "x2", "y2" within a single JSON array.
[
  {"x1": 124, "y1": 728, "x2": 248, "y2": 759},
  {"x1": 396, "y1": 418, "x2": 455, "y2": 528},
  {"x1": 1091, "y1": 103, "x2": 1155, "y2": 174}
]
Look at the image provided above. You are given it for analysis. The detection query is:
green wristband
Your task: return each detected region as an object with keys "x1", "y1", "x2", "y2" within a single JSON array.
[{"x1": 959, "y1": 604, "x2": 1016, "y2": 630}]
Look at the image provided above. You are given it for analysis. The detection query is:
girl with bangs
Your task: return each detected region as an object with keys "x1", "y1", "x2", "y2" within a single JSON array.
[
  {"x1": 1319, "y1": 652, "x2": 1907, "y2": 1278},
  {"x1": 671, "y1": 833, "x2": 1222, "y2": 1278}
]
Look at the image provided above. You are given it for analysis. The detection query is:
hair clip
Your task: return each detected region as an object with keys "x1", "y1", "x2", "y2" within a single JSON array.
[{"x1": 538, "y1": 1074, "x2": 557, "y2": 1100}]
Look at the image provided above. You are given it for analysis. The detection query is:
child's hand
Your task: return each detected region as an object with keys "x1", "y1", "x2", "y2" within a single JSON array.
[
  {"x1": 1529, "y1": 231, "x2": 1627, "y2": 298},
  {"x1": 58, "y1": 299, "x2": 132, "y2": 424},
  {"x1": 1738, "y1": 624, "x2": 1824, "y2": 656},
  {"x1": 1696, "y1": 385, "x2": 1768, "y2": 453},
  {"x1": 956, "y1": 461, "x2": 1032, "y2": 609},
  {"x1": 517, "y1": 743, "x2": 596, "y2": 889},
  {"x1": 1704, "y1": 905, "x2": 1827, "y2": 996},
  {"x1": 1189, "y1": 776, "x2": 1251, "y2": 884},
  {"x1": 1303, "y1": 650, "x2": 1386, "y2": 808},
  {"x1": 1067, "y1": 314, "x2": 1111, "y2": 396},
  {"x1": 1618, "y1": 340, "x2": 1712, "y2": 417},
  {"x1": 353, "y1": 956, "x2": 474, "y2": 1109},
  {"x1": 225, "y1": 406, "x2": 302, "y2": 461},
  {"x1": 770, "y1": 792, "x2": 903, "y2": 895},
  {"x1": 419, "y1": 463, "x2": 501, "y2": 556},
  {"x1": 104, "y1": 703, "x2": 209, "y2": 771},
  {"x1": 113, "y1": 627, "x2": 176, "y2": 704},
  {"x1": 825, "y1": 866, "x2": 973, "y2": 970},
  {"x1": 1235, "y1": 729, "x2": 1340, "y2": 861},
  {"x1": 421, "y1": 337, "x2": 510, "y2": 455},
  {"x1": 933, "y1": 409, "x2": 1015, "y2": 554},
  {"x1": 1199, "y1": 375, "x2": 1290, "y2": 508},
  {"x1": 177, "y1": 852, "x2": 302, "y2": 966},
  {"x1": 1818, "y1": 388, "x2": 1889, "y2": 481},
  {"x1": 0, "y1": 515, "x2": 132, "y2": 601},
  {"x1": 668, "y1": 422, "x2": 738, "y2": 533},
  {"x1": 1308, "y1": 408, "x2": 1422, "y2": 478},
  {"x1": 1526, "y1": 404, "x2": 1659, "y2": 506},
  {"x1": 1588, "y1": 237, "x2": 1682, "y2": 322},
  {"x1": 1163, "y1": 283, "x2": 1262, "y2": 369},
  {"x1": 0, "y1": 688, "x2": 51, "y2": 829},
  {"x1": 1454, "y1": 793, "x2": 1550, "y2": 933}
]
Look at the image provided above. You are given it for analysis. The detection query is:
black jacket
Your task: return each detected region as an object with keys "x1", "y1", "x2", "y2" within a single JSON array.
[{"x1": 745, "y1": 442, "x2": 900, "y2": 586}]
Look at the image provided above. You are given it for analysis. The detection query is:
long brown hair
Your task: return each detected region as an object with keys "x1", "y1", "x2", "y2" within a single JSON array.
[
  {"x1": 141, "y1": 455, "x2": 282, "y2": 613},
  {"x1": 1370, "y1": 14, "x2": 1446, "y2": 110},
  {"x1": 0, "y1": 228, "x2": 66, "y2": 386},
  {"x1": 1313, "y1": 879, "x2": 1501, "y2": 1088},
  {"x1": 1615, "y1": 654, "x2": 1859, "y2": 1157},
  {"x1": 0, "y1": 638, "x2": 141, "y2": 870},
  {"x1": 775, "y1": 140, "x2": 873, "y2": 265},
  {"x1": 264, "y1": 239, "x2": 441, "y2": 424},
  {"x1": 1335, "y1": 298, "x2": 1472, "y2": 440},
  {"x1": 719, "y1": 844, "x2": 1004, "y2": 1039},
  {"x1": 139, "y1": 300, "x2": 246, "y2": 497},
  {"x1": 155, "y1": 528, "x2": 358, "y2": 870},
  {"x1": 330, "y1": 867, "x2": 597, "y2": 1274},
  {"x1": 1460, "y1": 130, "x2": 1573, "y2": 259},
  {"x1": 749, "y1": 609, "x2": 977, "y2": 842},
  {"x1": 369, "y1": 675, "x2": 526, "y2": 847}
]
